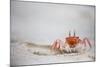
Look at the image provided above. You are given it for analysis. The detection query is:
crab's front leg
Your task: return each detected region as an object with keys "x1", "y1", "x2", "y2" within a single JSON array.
[
  {"x1": 51, "y1": 39, "x2": 65, "y2": 54},
  {"x1": 77, "y1": 38, "x2": 92, "y2": 52},
  {"x1": 81, "y1": 38, "x2": 91, "y2": 49},
  {"x1": 51, "y1": 39, "x2": 61, "y2": 50},
  {"x1": 64, "y1": 41, "x2": 70, "y2": 52}
]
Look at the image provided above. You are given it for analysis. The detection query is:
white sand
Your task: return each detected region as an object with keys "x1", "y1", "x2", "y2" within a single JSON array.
[{"x1": 10, "y1": 41, "x2": 95, "y2": 66}]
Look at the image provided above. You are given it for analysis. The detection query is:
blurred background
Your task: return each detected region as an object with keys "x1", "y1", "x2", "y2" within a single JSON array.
[{"x1": 11, "y1": 0, "x2": 95, "y2": 45}]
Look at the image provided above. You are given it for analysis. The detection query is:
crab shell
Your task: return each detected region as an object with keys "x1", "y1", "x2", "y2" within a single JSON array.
[{"x1": 65, "y1": 36, "x2": 81, "y2": 48}]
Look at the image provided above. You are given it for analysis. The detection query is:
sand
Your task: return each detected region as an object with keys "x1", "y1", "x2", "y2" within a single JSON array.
[{"x1": 10, "y1": 41, "x2": 95, "y2": 66}]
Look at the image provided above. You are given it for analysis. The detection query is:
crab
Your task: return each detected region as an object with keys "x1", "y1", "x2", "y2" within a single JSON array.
[{"x1": 51, "y1": 31, "x2": 92, "y2": 53}]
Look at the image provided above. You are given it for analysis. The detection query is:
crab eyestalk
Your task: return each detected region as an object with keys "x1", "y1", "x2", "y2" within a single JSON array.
[
  {"x1": 69, "y1": 31, "x2": 71, "y2": 37},
  {"x1": 74, "y1": 30, "x2": 76, "y2": 37}
]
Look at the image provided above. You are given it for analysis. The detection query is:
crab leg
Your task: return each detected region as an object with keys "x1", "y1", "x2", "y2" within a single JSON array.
[
  {"x1": 81, "y1": 38, "x2": 91, "y2": 48},
  {"x1": 51, "y1": 39, "x2": 61, "y2": 50}
]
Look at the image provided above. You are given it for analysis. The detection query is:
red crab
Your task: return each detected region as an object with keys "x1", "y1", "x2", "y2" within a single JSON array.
[{"x1": 51, "y1": 31, "x2": 91, "y2": 51}]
